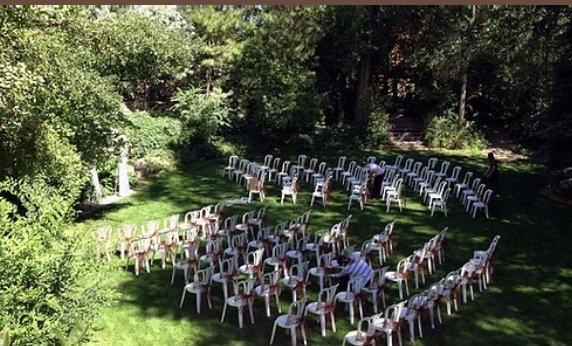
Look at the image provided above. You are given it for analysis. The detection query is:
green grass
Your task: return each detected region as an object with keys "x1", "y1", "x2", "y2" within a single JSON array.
[{"x1": 79, "y1": 148, "x2": 571, "y2": 345}]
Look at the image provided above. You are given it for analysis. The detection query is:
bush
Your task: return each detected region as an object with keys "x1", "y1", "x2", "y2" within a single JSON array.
[
  {"x1": 426, "y1": 109, "x2": 488, "y2": 150},
  {"x1": 356, "y1": 89, "x2": 390, "y2": 148},
  {"x1": 171, "y1": 87, "x2": 232, "y2": 161},
  {"x1": 0, "y1": 178, "x2": 110, "y2": 344},
  {"x1": 122, "y1": 111, "x2": 182, "y2": 160}
]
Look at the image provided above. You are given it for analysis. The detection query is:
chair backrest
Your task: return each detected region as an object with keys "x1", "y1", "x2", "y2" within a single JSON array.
[
  {"x1": 384, "y1": 169, "x2": 396, "y2": 182},
  {"x1": 263, "y1": 154, "x2": 273, "y2": 167},
  {"x1": 238, "y1": 159, "x2": 249, "y2": 170},
  {"x1": 257, "y1": 205, "x2": 268, "y2": 219},
  {"x1": 411, "y1": 161, "x2": 423, "y2": 175},
  {"x1": 369, "y1": 267, "x2": 387, "y2": 289},
  {"x1": 437, "y1": 181, "x2": 448, "y2": 195},
  {"x1": 461, "y1": 171, "x2": 473, "y2": 185},
  {"x1": 426, "y1": 170, "x2": 436, "y2": 184},
  {"x1": 366, "y1": 156, "x2": 377, "y2": 164},
  {"x1": 431, "y1": 176, "x2": 441, "y2": 189},
  {"x1": 442, "y1": 188, "x2": 452, "y2": 202},
  {"x1": 346, "y1": 161, "x2": 357, "y2": 172},
  {"x1": 384, "y1": 220, "x2": 396, "y2": 234},
  {"x1": 271, "y1": 157, "x2": 281, "y2": 170},
  {"x1": 343, "y1": 214, "x2": 352, "y2": 229},
  {"x1": 297, "y1": 154, "x2": 308, "y2": 167},
  {"x1": 407, "y1": 294, "x2": 426, "y2": 310},
  {"x1": 291, "y1": 176, "x2": 299, "y2": 189},
  {"x1": 272, "y1": 242, "x2": 288, "y2": 259},
  {"x1": 205, "y1": 237, "x2": 222, "y2": 255},
  {"x1": 316, "y1": 162, "x2": 326, "y2": 175},
  {"x1": 347, "y1": 275, "x2": 366, "y2": 294},
  {"x1": 488, "y1": 235, "x2": 501, "y2": 254},
  {"x1": 249, "y1": 248, "x2": 265, "y2": 266},
  {"x1": 403, "y1": 158, "x2": 414, "y2": 171},
  {"x1": 289, "y1": 261, "x2": 309, "y2": 280},
  {"x1": 234, "y1": 278, "x2": 255, "y2": 296},
  {"x1": 386, "y1": 301, "x2": 406, "y2": 322},
  {"x1": 195, "y1": 266, "x2": 215, "y2": 285},
  {"x1": 396, "y1": 258, "x2": 409, "y2": 274},
  {"x1": 231, "y1": 232, "x2": 247, "y2": 249},
  {"x1": 482, "y1": 189, "x2": 493, "y2": 204},
  {"x1": 471, "y1": 178, "x2": 482, "y2": 190},
  {"x1": 262, "y1": 270, "x2": 281, "y2": 288},
  {"x1": 427, "y1": 157, "x2": 438, "y2": 170},
  {"x1": 281, "y1": 160, "x2": 291, "y2": 173},
  {"x1": 184, "y1": 210, "x2": 199, "y2": 224},
  {"x1": 395, "y1": 178, "x2": 405, "y2": 195},
  {"x1": 183, "y1": 243, "x2": 199, "y2": 260},
  {"x1": 220, "y1": 255, "x2": 238, "y2": 276},
  {"x1": 450, "y1": 166, "x2": 462, "y2": 180},
  {"x1": 242, "y1": 211, "x2": 254, "y2": 224},
  {"x1": 230, "y1": 155, "x2": 239, "y2": 168},
  {"x1": 133, "y1": 236, "x2": 152, "y2": 252},
  {"x1": 120, "y1": 224, "x2": 136, "y2": 239},
  {"x1": 418, "y1": 166, "x2": 428, "y2": 180},
  {"x1": 318, "y1": 252, "x2": 335, "y2": 267},
  {"x1": 439, "y1": 161, "x2": 450, "y2": 174},
  {"x1": 394, "y1": 155, "x2": 403, "y2": 168},
  {"x1": 290, "y1": 297, "x2": 308, "y2": 320},
  {"x1": 337, "y1": 156, "x2": 347, "y2": 169},
  {"x1": 308, "y1": 158, "x2": 318, "y2": 170},
  {"x1": 476, "y1": 183, "x2": 487, "y2": 196}
]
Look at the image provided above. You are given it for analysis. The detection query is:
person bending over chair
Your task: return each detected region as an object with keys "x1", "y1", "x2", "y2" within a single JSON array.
[{"x1": 483, "y1": 152, "x2": 501, "y2": 195}]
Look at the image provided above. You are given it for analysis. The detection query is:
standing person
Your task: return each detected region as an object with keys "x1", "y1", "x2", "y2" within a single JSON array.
[
  {"x1": 483, "y1": 152, "x2": 501, "y2": 195},
  {"x1": 366, "y1": 161, "x2": 385, "y2": 198}
]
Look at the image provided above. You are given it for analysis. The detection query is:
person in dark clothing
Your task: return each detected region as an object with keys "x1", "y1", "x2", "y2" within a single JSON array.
[
  {"x1": 365, "y1": 162, "x2": 385, "y2": 198},
  {"x1": 483, "y1": 152, "x2": 501, "y2": 195}
]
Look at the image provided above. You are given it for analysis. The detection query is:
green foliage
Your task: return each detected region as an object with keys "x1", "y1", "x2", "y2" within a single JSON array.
[
  {"x1": 83, "y1": 12, "x2": 194, "y2": 96},
  {"x1": 426, "y1": 109, "x2": 488, "y2": 151},
  {"x1": 0, "y1": 9, "x2": 123, "y2": 198},
  {"x1": 225, "y1": 6, "x2": 327, "y2": 151},
  {"x1": 172, "y1": 87, "x2": 231, "y2": 145},
  {"x1": 122, "y1": 111, "x2": 182, "y2": 160},
  {"x1": 0, "y1": 178, "x2": 110, "y2": 345},
  {"x1": 356, "y1": 88, "x2": 390, "y2": 148}
]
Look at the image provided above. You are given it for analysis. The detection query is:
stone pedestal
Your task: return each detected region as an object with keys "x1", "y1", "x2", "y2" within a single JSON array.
[{"x1": 117, "y1": 162, "x2": 130, "y2": 197}]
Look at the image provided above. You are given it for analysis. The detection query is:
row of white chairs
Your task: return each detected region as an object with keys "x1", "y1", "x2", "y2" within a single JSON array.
[{"x1": 342, "y1": 234, "x2": 500, "y2": 346}]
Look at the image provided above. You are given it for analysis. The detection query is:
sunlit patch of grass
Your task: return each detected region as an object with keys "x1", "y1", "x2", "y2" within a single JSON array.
[{"x1": 80, "y1": 149, "x2": 572, "y2": 345}]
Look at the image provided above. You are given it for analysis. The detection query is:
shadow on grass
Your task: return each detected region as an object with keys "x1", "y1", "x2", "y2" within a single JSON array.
[{"x1": 82, "y1": 149, "x2": 571, "y2": 345}]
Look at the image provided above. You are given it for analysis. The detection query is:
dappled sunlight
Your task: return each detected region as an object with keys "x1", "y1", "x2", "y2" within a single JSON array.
[{"x1": 81, "y1": 149, "x2": 572, "y2": 345}]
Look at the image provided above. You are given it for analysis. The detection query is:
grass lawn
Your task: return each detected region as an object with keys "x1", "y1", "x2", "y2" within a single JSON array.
[{"x1": 79, "y1": 148, "x2": 571, "y2": 345}]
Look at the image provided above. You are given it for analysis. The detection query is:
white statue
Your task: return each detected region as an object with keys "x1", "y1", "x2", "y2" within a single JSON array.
[{"x1": 116, "y1": 135, "x2": 131, "y2": 197}]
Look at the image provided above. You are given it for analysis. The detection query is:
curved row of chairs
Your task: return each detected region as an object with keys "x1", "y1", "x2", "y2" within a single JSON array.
[{"x1": 342, "y1": 234, "x2": 500, "y2": 346}]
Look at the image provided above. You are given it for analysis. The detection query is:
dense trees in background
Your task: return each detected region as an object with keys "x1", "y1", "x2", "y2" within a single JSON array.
[{"x1": 0, "y1": 5, "x2": 570, "y2": 344}]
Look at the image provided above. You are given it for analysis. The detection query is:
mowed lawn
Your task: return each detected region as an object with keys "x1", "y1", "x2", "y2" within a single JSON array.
[{"x1": 79, "y1": 149, "x2": 571, "y2": 345}]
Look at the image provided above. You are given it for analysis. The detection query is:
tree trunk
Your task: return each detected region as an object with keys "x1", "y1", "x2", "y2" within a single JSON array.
[
  {"x1": 90, "y1": 166, "x2": 103, "y2": 203},
  {"x1": 459, "y1": 67, "x2": 468, "y2": 126},
  {"x1": 458, "y1": 5, "x2": 478, "y2": 126}
]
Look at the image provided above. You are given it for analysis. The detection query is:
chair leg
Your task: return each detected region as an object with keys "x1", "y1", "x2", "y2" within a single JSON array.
[
  {"x1": 330, "y1": 312, "x2": 336, "y2": 332},
  {"x1": 179, "y1": 288, "x2": 186, "y2": 308},
  {"x1": 220, "y1": 301, "x2": 227, "y2": 323},
  {"x1": 270, "y1": 322, "x2": 277, "y2": 345},
  {"x1": 320, "y1": 314, "x2": 326, "y2": 336},
  {"x1": 291, "y1": 327, "x2": 296, "y2": 346},
  {"x1": 238, "y1": 306, "x2": 244, "y2": 329}
]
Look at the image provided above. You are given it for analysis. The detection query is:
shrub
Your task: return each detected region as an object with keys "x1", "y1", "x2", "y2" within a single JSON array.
[
  {"x1": 122, "y1": 111, "x2": 182, "y2": 160},
  {"x1": 171, "y1": 87, "x2": 232, "y2": 161},
  {"x1": 0, "y1": 178, "x2": 110, "y2": 344},
  {"x1": 426, "y1": 109, "x2": 488, "y2": 151},
  {"x1": 356, "y1": 89, "x2": 390, "y2": 148}
]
